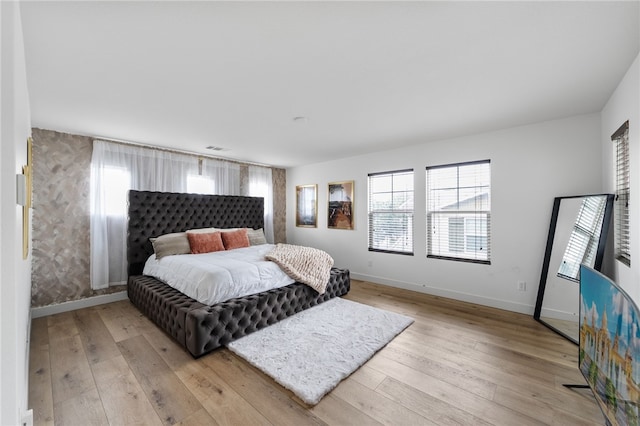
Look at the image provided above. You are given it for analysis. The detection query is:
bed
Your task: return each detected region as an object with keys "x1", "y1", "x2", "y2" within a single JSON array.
[{"x1": 126, "y1": 190, "x2": 351, "y2": 358}]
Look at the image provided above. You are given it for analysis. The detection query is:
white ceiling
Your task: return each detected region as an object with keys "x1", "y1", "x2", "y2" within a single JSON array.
[{"x1": 20, "y1": 1, "x2": 639, "y2": 168}]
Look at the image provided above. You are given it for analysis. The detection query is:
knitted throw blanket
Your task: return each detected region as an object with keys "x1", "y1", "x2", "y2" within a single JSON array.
[{"x1": 266, "y1": 244, "x2": 334, "y2": 294}]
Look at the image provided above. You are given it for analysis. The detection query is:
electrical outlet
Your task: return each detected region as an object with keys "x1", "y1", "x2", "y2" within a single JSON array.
[{"x1": 517, "y1": 281, "x2": 527, "y2": 291}]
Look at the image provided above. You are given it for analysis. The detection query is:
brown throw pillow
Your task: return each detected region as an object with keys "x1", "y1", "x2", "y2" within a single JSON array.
[
  {"x1": 221, "y1": 228, "x2": 250, "y2": 250},
  {"x1": 150, "y1": 232, "x2": 191, "y2": 259},
  {"x1": 187, "y1": 232, "x2": 225, "y2": 254}
]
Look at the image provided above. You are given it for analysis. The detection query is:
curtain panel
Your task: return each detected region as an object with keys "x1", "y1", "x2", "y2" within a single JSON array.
[
  {"x1": 248, "y1": 165, "x2": 275, "y2": 244},
  {"x1": 90, "y1": 140, "x2": 252, "y2": 289}
]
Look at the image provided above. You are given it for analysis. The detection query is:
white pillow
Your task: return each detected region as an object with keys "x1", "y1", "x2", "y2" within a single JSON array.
[
  {"x1": 247, "y1": 228, "x2": 267, "y2": 245},
  {"x1": 150, "y1": 232, "x2": 191, "y2": 259},
  {"x1": 187, "y1": 227, "x2": 241, "y2": 234}
]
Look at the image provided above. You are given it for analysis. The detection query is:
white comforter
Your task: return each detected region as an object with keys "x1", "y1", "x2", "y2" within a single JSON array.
[{"x1": 143, "y1": 244, "x2": 295, "y2": 305}]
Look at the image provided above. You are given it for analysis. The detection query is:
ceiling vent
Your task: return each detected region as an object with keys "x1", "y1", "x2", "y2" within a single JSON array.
[{"x1": 205, "y1": 145, "x2": 228, "y2": 151}]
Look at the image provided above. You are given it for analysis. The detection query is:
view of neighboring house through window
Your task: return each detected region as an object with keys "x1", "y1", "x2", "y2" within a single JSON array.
[
  {"x1": 368, "y1": 169, "x2": 414, "y2": 255},
  {"x1": 426, "y1": 160, "x2": 491, "y2": 263},
  {"x1": 612, "y1": 121, "x2": 630, "y2": 266}
]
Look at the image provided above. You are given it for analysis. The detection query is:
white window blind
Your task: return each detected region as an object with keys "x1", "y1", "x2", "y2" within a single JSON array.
[
  {"x1": 613, "y1": 121, "x2": 630, "y2": 266},
  {"x1": 557, "y1": 196, "x2": 608, "y2": 281},
  {"x1": 427, "y1": 160, "x2": 491, "y2": 264},
  {"x1": 368, "y1": 169, "x2": 414, "y2": 255}
]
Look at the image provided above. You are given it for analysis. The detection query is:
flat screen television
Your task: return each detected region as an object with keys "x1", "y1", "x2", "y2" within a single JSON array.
[{"x1": 579, "y1": 265, "x2": 640, "y2": 425}]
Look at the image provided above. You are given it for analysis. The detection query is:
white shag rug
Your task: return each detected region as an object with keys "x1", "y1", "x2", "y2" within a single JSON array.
[{"x1": 226, "y1": 297, "x2": 414, "y2": 405}]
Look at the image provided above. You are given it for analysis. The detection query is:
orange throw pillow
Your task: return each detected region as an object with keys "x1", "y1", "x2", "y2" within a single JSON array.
[
  {"x1": 187, "y1": 232, "x2": 225, "y2": 254},
  {"x1": 221, "y1": 228, "x2": 250, "y2": 250}
]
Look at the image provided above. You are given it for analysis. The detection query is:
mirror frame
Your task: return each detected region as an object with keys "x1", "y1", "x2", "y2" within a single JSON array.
[{"x1": 533, "y1": 194, "x2": 614, "y2": 344}]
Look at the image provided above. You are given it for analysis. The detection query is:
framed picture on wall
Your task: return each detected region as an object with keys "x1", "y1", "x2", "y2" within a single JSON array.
[
  {"x1": 296, "y1": 184, "x2": 317, "y2": 227},
  {"x1": 328, "y1": 181, "x2": 354, "y2": 230}
]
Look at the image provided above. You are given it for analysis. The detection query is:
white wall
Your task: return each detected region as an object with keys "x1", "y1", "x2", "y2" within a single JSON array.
[
  {"x1": 1, "y1": 1, "x2": 33, "y2": 425},
  {"x1": 601, "y1": 53, "x2": 640, "y2": 305},
  {"x1": 287, "y1": 113, "x2": 603, "y2": 314}
]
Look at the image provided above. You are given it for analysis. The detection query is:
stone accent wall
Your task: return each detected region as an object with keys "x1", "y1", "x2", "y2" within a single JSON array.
[
  {"x1": 31, "y1": 129, "x2": 125, "y2": 307},
  {"x1": 31, "y1": 128, "x2": 287, "y2": 308},
  {"x1": 272, "y1": 168, "x2": 287, "y2": 243}
]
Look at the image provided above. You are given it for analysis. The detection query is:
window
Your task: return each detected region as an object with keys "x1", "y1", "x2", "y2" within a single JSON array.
[
  {"x1": 612, "y1": 121, "x2": 630, "y2": 266},
  {"x1": 187, "y1": 175, "x2": 214, "y2": 194},
  {"x1": 368, "y1": 169, "x2": 414, "y2": 255},
  {"x1": 90, "y1": 139, "x2": 243, "y2": 289},
  {"x1": 427, "y1": 160, "x2": 491, "y2": 263},
  {"x1": 102, "y1": 166, "x2": 131, "y2": 216},
  {"x1": 248, "y1": 165, "x2": 274, "y2": 243}
]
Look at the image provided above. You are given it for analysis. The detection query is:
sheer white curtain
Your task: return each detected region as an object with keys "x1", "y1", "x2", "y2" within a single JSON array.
[
  {"x1": 248, "y1": 165, "x2": 274, "y2": 243},
  {"x1": 90, "y1": 140, "x2": 242, "y2": 289},
  {"x1": 202, "y1": 158, "x2": 241, "y2": 195}
]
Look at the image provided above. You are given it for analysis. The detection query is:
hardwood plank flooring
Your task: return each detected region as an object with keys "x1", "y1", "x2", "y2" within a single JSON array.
[
  {"x1": 29, "y1": 280, "x2": 604, "y2": 425},
  {"x1": 29, "y1": 317, "x2": 54, "y2": 426}
]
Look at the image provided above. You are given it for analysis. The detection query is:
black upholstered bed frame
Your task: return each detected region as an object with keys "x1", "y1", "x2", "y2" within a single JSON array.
[{"x1": 127, "y1": 190, "x2": 350, "y2": 357}]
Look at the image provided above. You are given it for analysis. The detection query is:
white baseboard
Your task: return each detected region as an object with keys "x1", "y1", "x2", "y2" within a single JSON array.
[
  {"x1": 539, "y1": 307, "x2": 579, "y2": 322},
  {"x1": 350, "y1": 272, "x2": 535, "y2": 315},
  {"x1": 31, "y1": 291, "x2": 128, "y2": 319},
  {"x1": 29, "y1": 275, "x2": 537, "y2": 319}
]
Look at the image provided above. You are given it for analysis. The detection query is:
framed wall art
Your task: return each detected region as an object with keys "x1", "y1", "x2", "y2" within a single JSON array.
[
  {"x1": 296, "y1": 184, "x2": 317, "y2": 227},
  {"x1": 328, "y1": 181, "x2": 354, "y2": 230}
]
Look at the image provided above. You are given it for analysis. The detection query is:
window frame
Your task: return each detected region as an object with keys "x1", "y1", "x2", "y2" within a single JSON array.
[
  {"x1": 612, "y1": 121, "x2": 630, "y2": 267},
  {"x1": 367, "y1": 168, "x2": 415, "y2": 255},
  {"x1": 426, "y1": 159, "x2": 491, "y2": 264}
]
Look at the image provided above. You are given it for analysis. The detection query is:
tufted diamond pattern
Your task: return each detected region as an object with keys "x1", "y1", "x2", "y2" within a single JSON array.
[
  {"x1": 127, "y1": 190, "x2": 264, "y2": 275},
  {"x1": 127, "y1": 275, "x2": 206, "y2": 344},
  {"x1": 185, "y1": 267, "x2": 350, "y2": 356},
  {"x1": 128, "y1": 268, "x2": 350, "y2": 358}
]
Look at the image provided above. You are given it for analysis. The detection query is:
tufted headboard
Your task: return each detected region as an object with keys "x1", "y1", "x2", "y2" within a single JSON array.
[{"x1": 127, "y1": 190, "x2": 264, "y2": 276}]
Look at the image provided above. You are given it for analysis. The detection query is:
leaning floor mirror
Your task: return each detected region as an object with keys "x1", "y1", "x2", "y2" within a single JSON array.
[{"x1": 533, "y1": 194, "x2": 614, "y2": 344}]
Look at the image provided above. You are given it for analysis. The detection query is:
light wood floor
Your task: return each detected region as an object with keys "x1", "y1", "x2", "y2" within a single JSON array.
[{"x1": 29, "y1": 280, "x2": 604, "y2": 425}]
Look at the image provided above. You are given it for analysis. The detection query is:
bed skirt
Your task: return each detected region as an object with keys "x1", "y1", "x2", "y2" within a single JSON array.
[{"x1": 128, "y1": 267, "x2": 351, "y2": 357}]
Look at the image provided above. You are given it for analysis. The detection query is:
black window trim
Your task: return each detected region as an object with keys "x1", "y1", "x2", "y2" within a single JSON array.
[{"x1": 367, "y1": 168, "x2": 415, "y2": 256}]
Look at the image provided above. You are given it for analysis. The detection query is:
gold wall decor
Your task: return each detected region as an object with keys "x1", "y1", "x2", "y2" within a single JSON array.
[{"x1": 22, "y1": 137, "x2": 32, "y2": 259}]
